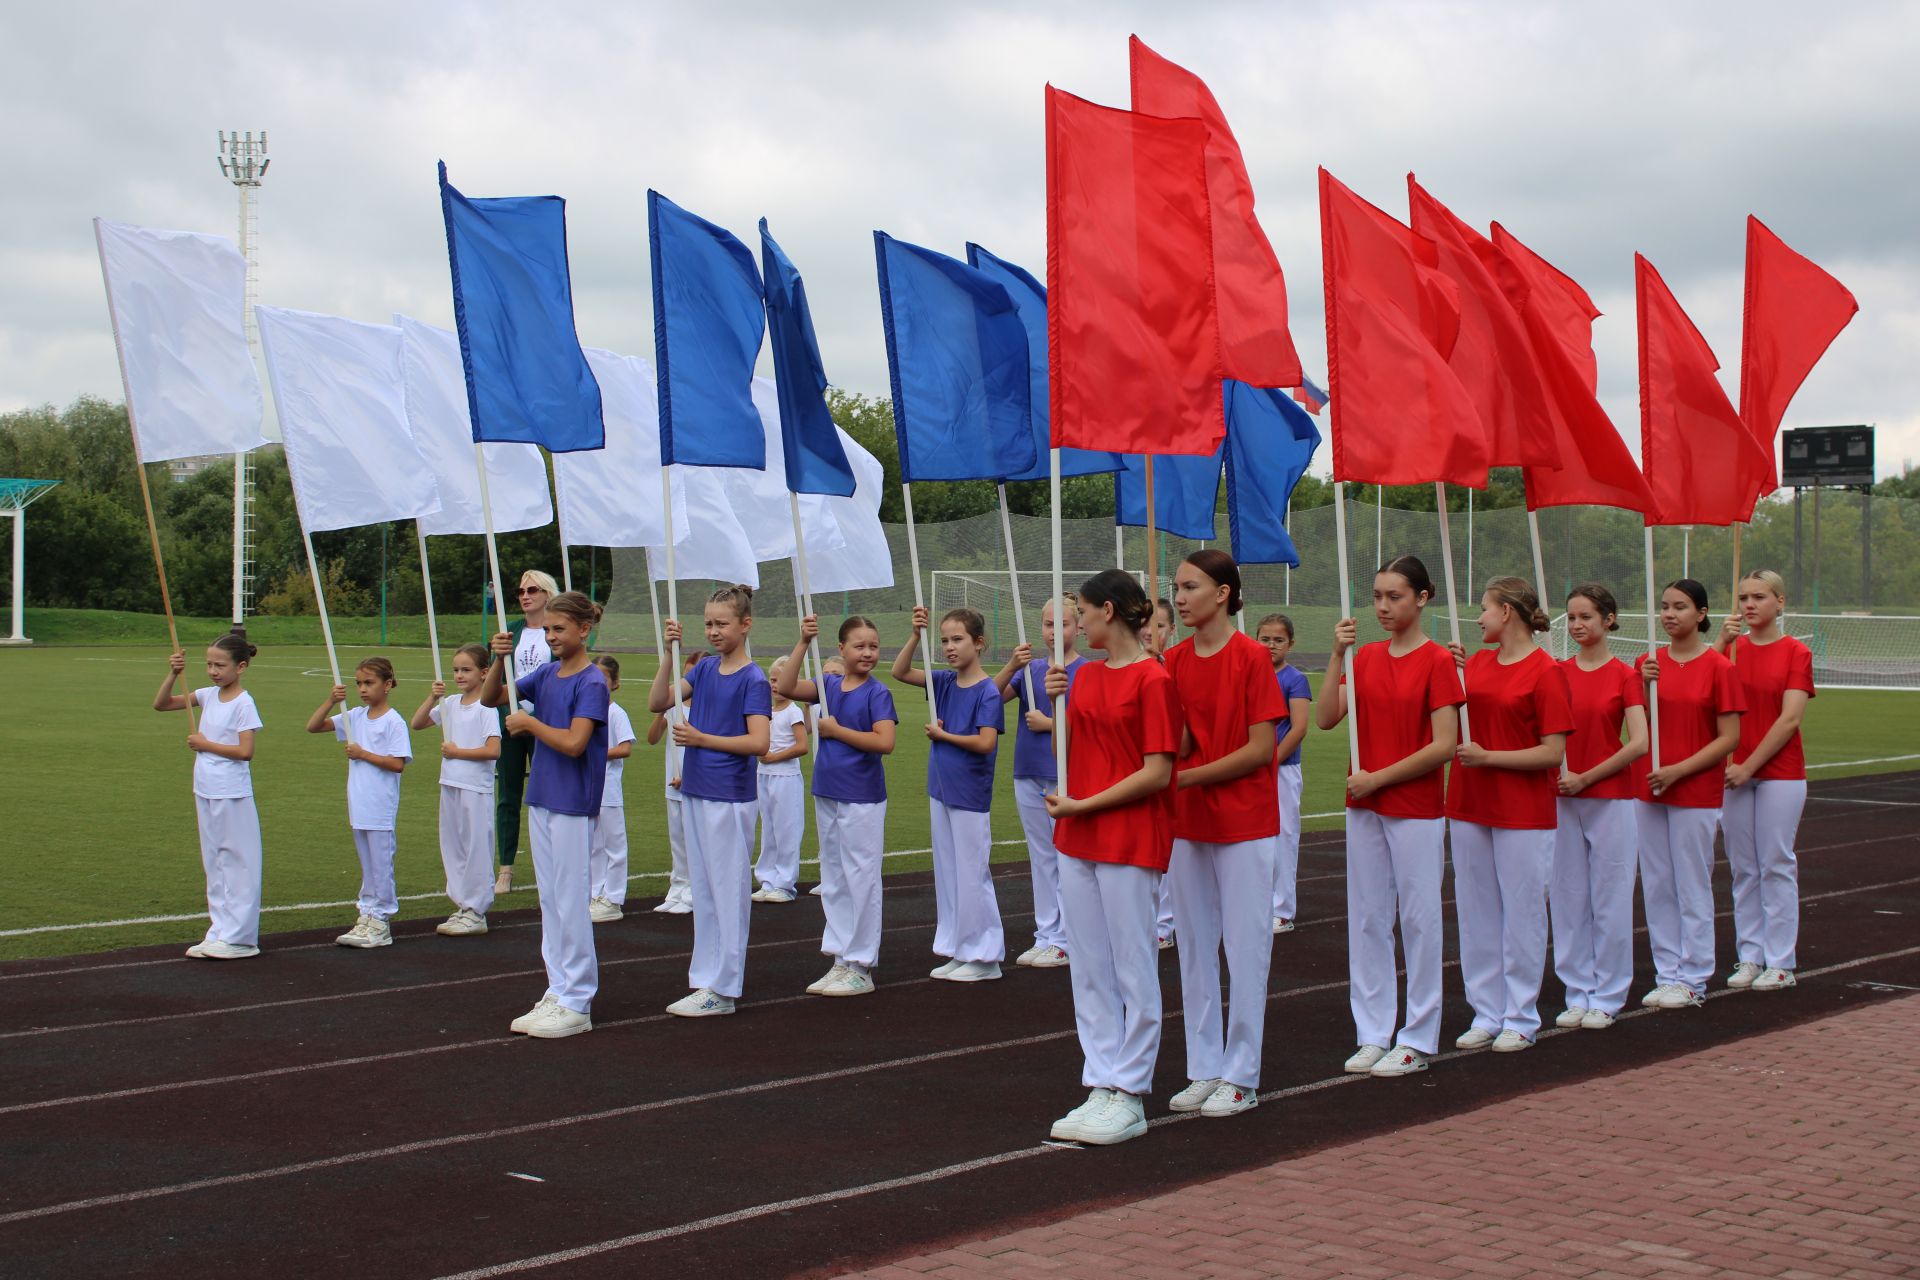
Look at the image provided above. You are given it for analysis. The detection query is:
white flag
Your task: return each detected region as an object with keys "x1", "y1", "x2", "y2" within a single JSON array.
[
  {"x1": 720, "y1": 376, "x2": 847, "y2": 561},
  {"x1": 94, "y1": 218, "x2": 266, "y2": 463},
  {"x1": 395, "y1": 316, "x2": 552, "y2": 536},
  {"x1": 553, "y1": 349, "x2": 689, "y2": 549},
  {"x1": 808, "y1": 428, "x2": 895, "y2": 593},
  {"x1": 257, "y1": 307, "x2": 440, "y2": 533},
  {"x1": 647, "y1": 463, "x2": 762, "y2": 589}
]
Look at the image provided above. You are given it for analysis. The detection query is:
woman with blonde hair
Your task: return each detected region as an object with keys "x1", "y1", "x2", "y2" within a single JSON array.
[{"x1": 493, "y1": 568, "x2": 560, "y2": 895}]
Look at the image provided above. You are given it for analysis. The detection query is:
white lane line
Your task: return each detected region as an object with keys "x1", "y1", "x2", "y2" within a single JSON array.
[
  {"x1": 1808, "y1": 753, "x2": 1920, "y2": 770},
  {"x1": 1809, "y1": 796, "x2": 1920, "y2": 808}
]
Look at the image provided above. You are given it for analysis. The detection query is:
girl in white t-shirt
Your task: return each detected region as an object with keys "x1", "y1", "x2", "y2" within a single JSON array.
[
  {"x1": 412, "y1": 643, "x2": 502, "y2": 937},
  {"x1": 307, "y1": 656, "x2": 413, "y2": 949},
  {"x1": 752, "y1": 656, "x2": 811, "y2": 903},
  {"x1": 154, "y1": 633, "x2": 266, "y2": 960},
  {"x1": 648, "y1": 650, "x2": 701, "y2": 915},
  {"x1": 589, "y1": 656, "x2": 638, "y2": 922}
]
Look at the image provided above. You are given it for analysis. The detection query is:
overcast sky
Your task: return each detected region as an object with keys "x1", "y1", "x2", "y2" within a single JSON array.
[{"x1": 4, "y1": 1, "x2": 1914, "y2": 477}]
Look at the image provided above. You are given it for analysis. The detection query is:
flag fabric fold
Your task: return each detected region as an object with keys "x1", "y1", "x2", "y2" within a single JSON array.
[
  {"x1": 649, "y1": 191, "x2": 767, "y2": 470},
  {"x1": 552, "y1": 349, "x2": 688, "y2": 549},
  {"x1": 437, "y1": 163, "x2": 604, "y2": 454},
  {"x1": 726, "y1": 377, "x2": 847, "y2": 562},
  {"x1": 1636, "y1": 253, "x2": 1774, "y2": 528},
  {"x1": 94, "y1": 218, "x2": 266, "y2": 463},
  {"x1": 1128, "y1": 36, "x2": 1301, "y2": 388},
  {"x1": 760, "y1": 219, "x2": 855, "y2": 497},
  {"x1": 806, "y1": 429, "x2": 896, "y2": 594},
  {"x1": 874, "y1": 231, "x2": 1036, "y2": 482},
  {"x1": 1047, "y1": 86, "x2": 1225, "y2": 458},
  {"x1": 1114, "y1": 448, "x2": 1224, "y2": 541},
  {"x1": 1740, "y1": 216, "x2": 1859, "y2": 492},
  {"x1": 1223, "y1": 381, "x2": 1321, "y2": 567},
  {"x1": 256, "y1": 307, "x2": 440, "y2": 533},
  {"x1": 646, "y1": 466, "x2": 763, "y2": 589},
  {"x1": 1319, "y1": 168, "x2": 1488, "y2": 488}
]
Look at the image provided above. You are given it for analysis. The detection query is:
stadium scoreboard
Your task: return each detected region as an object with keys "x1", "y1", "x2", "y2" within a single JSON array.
[{"x1": 1782, "y1": 425, "x2": 1874, "y2": 489}]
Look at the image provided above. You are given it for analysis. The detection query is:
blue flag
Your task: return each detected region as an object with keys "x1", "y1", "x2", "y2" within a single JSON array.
[
  {"x1": 1115, "y1": 448, "x2": 1224, "y2": 541},
  {"x1": 1224, "y1": 381, "x2": 1323, "y2": 567},
  {"x1": 649, "y1": 191, "x2": 766, "y2": 469},
  {"x1": 873, "y1": 232, "x2": 1037, "y2": 483},
  {"x1": 760, "y1": 220, "x2": 855, "y2": 497},
  {"x1": 438, "y1": 163, "x2": 603, "y2": 453},
  {"x1": 964, "y1": 243, "x2": 1123, "y2": 482}
]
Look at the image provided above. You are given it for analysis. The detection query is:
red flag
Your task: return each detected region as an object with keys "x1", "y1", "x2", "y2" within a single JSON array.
[
  {"x1": 1319, "y1": 167, "x2": 1488, "y2": 488},
  {"x1": 1637, "y1": 253, "x2": 1773, "y2": 527},
  {"x1": 1047, "y1": 86, "x2": 1224, "y2": 457},
  {"x1": 1494, "y1": 223, "x2": 1654, "y2": 514},
  {"x1": 1129, "y1": 36, "x2": 1301, "y2": 388},
  {"x1": 1739, "y1": 215, "x2": 1859, "y2": 491},
  {"x1": 1408, "y1": 178, "x2": 1558, "y2": 469}
]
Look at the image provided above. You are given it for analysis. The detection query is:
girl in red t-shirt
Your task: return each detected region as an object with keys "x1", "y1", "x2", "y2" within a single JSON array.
[
  {"x1": 1635, "y1": 579, "x2": 1745, "y2": 1009},
  {"x1": 1314, "y1": 555, "x2": 1464, "y2": 1078},
  {"x1": 1550, "y1": 584, "x2": 1648, "y2": 1030},
  {"x1": 1714, "y1": 569, "x2": 1814, "y2": 992},
  {"x1": 1444, "y1": 578, "x2": 1573, "y2": 1053},
  {"x1": 1043, "y1": 570, "x2": 1182, "y2": 1147},
  {"x1": 1163, "y1": 551, "x2": 1288, "y2": 1117}
]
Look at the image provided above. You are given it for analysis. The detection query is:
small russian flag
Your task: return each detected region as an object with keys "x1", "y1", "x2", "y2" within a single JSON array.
[{"x1": 1291, "y1": 377, "x2": 1329, "y2": 416}]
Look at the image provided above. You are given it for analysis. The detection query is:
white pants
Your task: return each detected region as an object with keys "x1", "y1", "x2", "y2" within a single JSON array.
[
  {"x1": 1551, "y1": 796, "x2": 1638, "y2": 1015},
  {"x1": 1156, "y1": 874, "x2": 1176, "y2": 941},
  {"x1": 439, "y1": 785, "x2": 496, "y2": 915},
  {"x1": 528, "y1": 806, "x2": 597, "y2": 1013},
  {"x1": 817, "y1": 796, "x2": 887, "y2": 969},
  {"x1": 589, "y1": 804, "x2": 629, "y2": 904},
  {"x1": 1015, "y1": 776, "x2": 1066, "y2": 950},
  {"x1": 754, "y1": 772, "x2": 805, "y2": 895},
  {"x1": 684, "y1": 795, "x2": 755, "y2": 997},
  {"x1": 930, "y1": 797, "x2": 1003, "y2": 963},
  {"x1": 351, "y1": 828, "x2": 399, "y2": 919},
  {"x1": 1346, "y1": 810, "x2": 1446, "y2": 1054},
  {"x1": 664, "y1": 798, "x2": 692, "y2": 907},
  {"x1": 1722, "y1": 779, "x2": 1806, "y2": 970},
  {"x1": 1450, "y1": 821, "x2": 1554, "y2": 1040},
  {"x1": 1271, "y1": 764, "x2": 1304, "y2": 920},
  {"x1": 1636, "y1": 802, "x2": 1721, "y2": 992},
  {"x1": 1169, "y1": 836, "x2": 1279, "y2": 1087},
  {"x1": 196, "y1": 795, "x2": 262, "y2": 947},
  {"x1": 1059, "y1": 854, "x2": 1162, "y2": 1096}
]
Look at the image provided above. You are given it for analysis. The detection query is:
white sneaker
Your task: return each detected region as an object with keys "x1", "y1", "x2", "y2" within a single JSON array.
[
  {"x1": 1455, "y1": 1026, "x2": 1497, "y2": 1050},
  {"x1": 807, "y1": 963, "x2": 850, "y2": 995},
  {"x1": 945, "y1": 961, "x2": 1002, "y2": 983},
  {"x1": 510, "y1": 994, "x2": 558, "y2": 1034},
  {"x1": 336, "y1": 915, "x2": 392, "y2": 949},
  {"x1": 1555, "y1": 1007, "x2": 1590, "y2": 1029},
  {"x1": 1640, "y1": 985, "x2": 1669, "y2": 1008},
  {"x1": 1580, "y1": 1009, "x2": 1617, "y2": 1030},
  {"x1": 653, "y1": 897, "x2": 693, "y2": 916},
  {"x1": 195, "y1": 939, "x2": 259, "y2": 960},
  {"x1": 820, "y1": 968, "x2": 875, "y2": 997},
  {"x1": 1344, "y1": 1044, "x2": 1389, "y2": 1074},
  {"x1": 809, "y1": 884, "x2": 825, "y2": 897},
  {"x1": 1200, "y1": 1081, "x2": 1258, "y2": 1118},
  {"x1": 929, "y1": 959, "x2": 963, "y2": 979},
  {"x1": 1169, "y1": 1078, "x2": 1223, "y2": 1112},
  {"x1": 1049, "y1": 1088, "x2": 1112, "y2": 1142},
  {"x1": 1076, "y1": 1090, "x2": 1148, "y2": 1145},
  {"x1": 1491, "y1": 1030, "x2": 1533, "y2": 1053},
  {"x1": 752, "y1": 886, "x2": 796, "y2": 904},
  {"x1": 1272, "y1": 916, "x2": 1295, "y2": 934},
  {"x1": 184, "y1": 941, "x2": 210, "y2": 958},
  {"x1": 1022, "y1": 945, "x2": 1069, "y2": 968},
  {"x1": 1655, "y1": 984, "x2": 1703, "y2": 1009},
  {"x1": 1726, "y1": 961, "x2": 1764, "y2": 989},
  {"x1": 1370, "y1": 1046, "x2": 1429, "y2": 1077},
  {"x1": 522, "y1": 1002, "x2": 592, "y2": 1039},
  {"x1": 667, "y1": 988, "x2": 736, "y2": 1017},
  {"x1": 588, "y1": 896, "x2": 624, "y2": 923},
  {"x1": 1752, "y1": 967, "x2": 1796, "y2": 992},
  {"x1": 437, "y1": 908, "x2": 488, "y2": 936}
]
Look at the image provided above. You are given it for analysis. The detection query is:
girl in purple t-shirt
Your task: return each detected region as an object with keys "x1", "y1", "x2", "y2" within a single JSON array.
[
  {"x1": 650, "y1": 585, "x2": 772, "y2": 1018},
  {"x1": 777, "y1": 614, "x2": 899, "y2": 998}
]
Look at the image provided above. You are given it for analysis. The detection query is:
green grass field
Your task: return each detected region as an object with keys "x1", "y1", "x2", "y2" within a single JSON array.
[{"x1": 4, "y1": 636, "x2": 1914, "y2": 961}]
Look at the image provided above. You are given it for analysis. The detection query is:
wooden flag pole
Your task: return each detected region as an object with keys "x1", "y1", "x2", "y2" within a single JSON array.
[
  {"x1": 1333, "y1": 482, "x2": 1359, "y2": 767},
  {"x1": 474, "y1": 442, "x2": 519, "y2": 716},
  {"x1": 789, "y1": 492, "x2": 827, "y2": 757},
  {"x1": 996, "y1": 482, "x2": 1039, "y2": 712},
  {"x1": 1434, "y1": 482, "x2": 1470, "y2": 740},
  {"x1": 1050, "y1": 447, "x2": 1068, "y2": 787},
  {"x1": 1645, "y1": 524, "x2": 1662, "y2": 771},
  {"x1": 900, "y1": 482, "x2": 939, "y2": 726}
]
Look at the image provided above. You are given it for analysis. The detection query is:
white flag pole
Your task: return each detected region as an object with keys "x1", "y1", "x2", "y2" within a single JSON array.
[
  {"x1": 560, "y1": 543, "x2": 573, "y2": 594},
  {"x1": 647, "y1": 554, "x2": 665, "y2": 661},
  {"x1": 1050, "y1": 447, "x2": 1068, "y2": 788},
  {"x1": 1144, "y1": 456, "x2": 1160, "y2": 619},
  {"x1": 1334, "y1": 481, "x2": 1359, "y2": 768},
  {"x1": 1466, "y1": 487, "x2": 1475, "y2": 594},
  {"x1": 1645, "y1": 523, "x2": 1661, "y2": 772},
  {"x1": 417, "y1": 524, "x2": 443, "y2": 686},
  {"x1": 1435, "y1": 481, "x2": 1470, "y2": 741},
  {"x1": 996, "y1": 482, "x2": 1039, "y2": 712},
  {"x1": 901, "y1": 481, "x2": 938, "y2": 726},
  {"x1": 1283, "y1": 495, "x2": 1292, "y2": 607},
  {"x1": 473, "y1": 442, "x2": 518, "y2": 716},
  {"x1": 1527, "y1": 508, "x2": 1548, "y2": 605},
  {"x1": 789, "y1": 492, "x2": 826, "y2": 757},
  {"x1": 1114, "y1": 523, "x2": 1125, "y2": 574},
  {"x1": 662, "y1": 465, "x2": 684, "y2": 715}
]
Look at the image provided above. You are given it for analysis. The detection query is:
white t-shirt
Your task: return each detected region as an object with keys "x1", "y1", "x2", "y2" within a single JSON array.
[
  {"x1": 602, "y1": 701, "x2": 637, "y2": 808},
  {"x1": 193, "y1": 686, "x2": 263, "y2": 800},
  {"x1": 514, "y1": 626, "x2": 553, "y2": 710},
  {"x1": 334, "y1": 706, "x2": 412, "y2": 831},
  {"x1": 429, "y1": 694, "x2": 500, "y2": 793},
  {"x1": 759, "y1": 702, "x2": 806, "y2": 777},
  {"x1": 662, "y1": 704, "x2": 687, "y2": 803}
]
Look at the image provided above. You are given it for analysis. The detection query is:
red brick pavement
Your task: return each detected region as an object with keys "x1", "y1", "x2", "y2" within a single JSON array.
[{"x1": 844, "y1": 996, "x2": 1920, "y2": 1279}]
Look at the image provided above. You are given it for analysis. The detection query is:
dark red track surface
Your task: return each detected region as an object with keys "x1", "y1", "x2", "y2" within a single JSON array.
[{"x1": 2, "y1": 771, "x2": 1916, "y2": 1279}]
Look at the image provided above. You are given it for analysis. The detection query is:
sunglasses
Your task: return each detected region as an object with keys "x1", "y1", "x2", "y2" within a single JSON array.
[{"x1": 517, "y1": 587, "x2": 547, "y2": 596}]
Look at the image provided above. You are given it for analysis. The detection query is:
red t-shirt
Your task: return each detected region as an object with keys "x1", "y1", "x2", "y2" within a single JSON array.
[
  {"x1": 1341, "y1": 639, "x2": 1466, "y2": 820},
  {"x1": 1166, "y1": 630, "x2": 1289, "y2": 843},
  {"x1": 1446, "y1": 647, "x2": 1575, "y2": 830},
  {"x1": 1560, "y1": 655, "x2": 1646, "y2": 802},
  {"x1": 1054, "y1": 658, "x2": 1184, "y2": 872},
  {"x1": 1731, "y1": 635, "x2": 1816, "y2": 781},
  {"x1": 1633, "y1": 646, "x2": 1746, "y2": 808}
]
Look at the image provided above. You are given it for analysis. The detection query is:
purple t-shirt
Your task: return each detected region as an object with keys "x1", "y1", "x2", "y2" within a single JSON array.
[
  {"x1": 515, "y1": 662, "x2": 611, "y2": 817},
  {"x1": 1276, "y1": 664, "x2": 1311, "y2": 768},
  {"x1": 1011, "y1": 654, "x2": 1086, "y2": 782},
  {"x1": 681, "y1": 655, "x2": 773, "y2": 804},
  {"x1": 813, "y1": 673, "x2": 899, "y2": 805},
  {"x1": 927, "y1": 670, "x2": 1004, "y2": 814}
]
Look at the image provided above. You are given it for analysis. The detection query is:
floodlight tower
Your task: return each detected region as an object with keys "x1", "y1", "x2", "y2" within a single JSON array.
[{"x1": 218, "y1": 129, "x2": 269, "y2": 631}]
